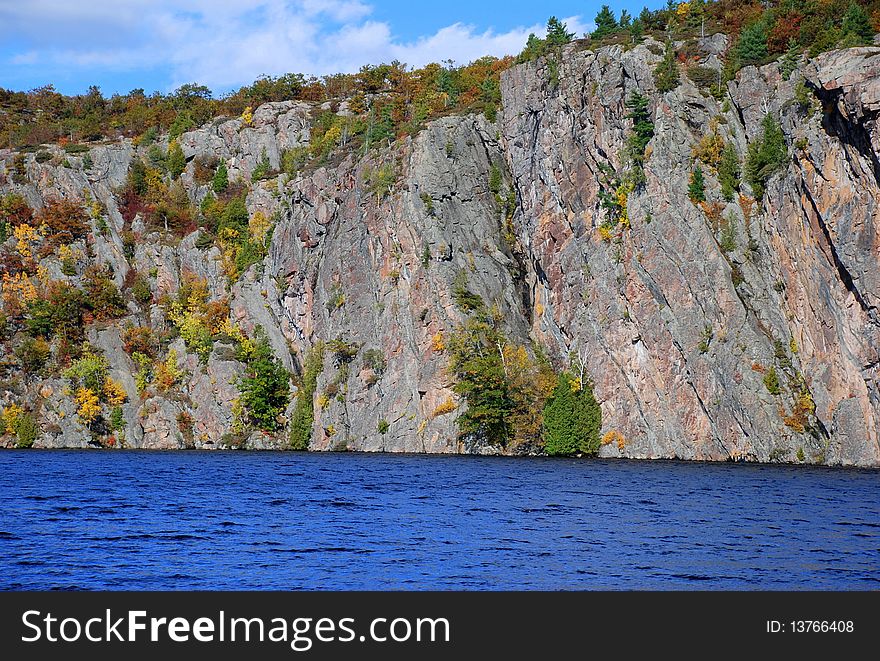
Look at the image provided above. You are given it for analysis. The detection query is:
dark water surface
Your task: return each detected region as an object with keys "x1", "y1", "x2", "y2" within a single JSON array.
[{"x1": 1, "y1": 451, "x2": 877, "y2": 590}]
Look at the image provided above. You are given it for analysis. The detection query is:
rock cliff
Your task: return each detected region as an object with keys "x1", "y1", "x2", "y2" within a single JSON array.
[{"x1": 1, "y1": 37, "x2": 878, "y2": 466}]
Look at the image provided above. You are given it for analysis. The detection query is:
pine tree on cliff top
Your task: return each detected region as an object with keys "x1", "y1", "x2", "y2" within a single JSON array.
[
  {"x1": 546, "y1": 16, "x2": 574, "y2": 46},
  {"x1": 592, "y1": 5, "x2": 619, "y2": 40}
]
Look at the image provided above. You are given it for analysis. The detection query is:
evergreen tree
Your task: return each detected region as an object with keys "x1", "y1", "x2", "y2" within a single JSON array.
[
  {"x1": 625, "y1": 91, "x2": 654, "y2": 185},
  {"x1": 212, "y1": 159, "x2": 228, "y2": 193},
  {"x1": 543, "y1": 372, "x2": 602, "y2": 456},
  {"x1": 544, "y1": 374, "x2": 579, "y2": 455},
  {"x1": 630, "y1": 17, "x2": 645, "y2": 42},
  {"x1": 619, "y1": 10, "x2": 632, "y2": 29},
  {"x1": 127, "y1": 158, "x2": 148, "y2": 196},
  {"x1": 653, "y1": 43, "x2": 680, "y2": 93},
  {"x1": 167, "y1": 140, "x2": 185, "y2": 179},
  {"x1": 546, "y1": 16, "x2": 575, "y2": 46},
  {"x1": 518, "y1": 33, "x2": 548, "y2": 63},
  {"x1": 592, "y1": 5, "x2": 619, "y2": 40},
  {"x1": 745, "y1": 114, "x2": 788, "y2": 199},
  {"x1": 689, "y1": 165, "x2": 706, "y2": 203},
  {"x1": 639, "y1": 6, "x2": 659, "y2": 31},
  {"x1": 780, "y1": 38, "x2": 800, "y2": 81},
  {"x1": 841, "y1": 2, "x2": 875, "y2": 44},
  {"x1": 718, "y1": 143, "x2": 741, "y2": 202},
  {"x1": 737, "y1": 21, "x2": 769, "y2": 66}
]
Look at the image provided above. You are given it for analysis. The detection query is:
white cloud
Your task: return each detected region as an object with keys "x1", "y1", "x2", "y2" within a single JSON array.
[{"x1": 3, "y1": 1, "x2": 590, "y2": 93}]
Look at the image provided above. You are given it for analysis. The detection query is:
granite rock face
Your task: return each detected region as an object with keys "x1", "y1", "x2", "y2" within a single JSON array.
[
  {"x1": 2, "y1": 39, "x2": 879, "y2": 465},
  {"x1": 499, "y1": 39, "x2": 880, "y2": 466}
]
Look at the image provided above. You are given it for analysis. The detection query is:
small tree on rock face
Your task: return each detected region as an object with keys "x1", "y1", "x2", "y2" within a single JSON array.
[
  {"x1": 689, "y1": 165, "x2": 706, "y2": 203},
  {"x1": 653, "y1": 43, "x2": 680, "y2": 93},
  {"x1": 745, "y1": 114, "x2": 788, "y2": 199},
  {"x1": 625, "y1": 91, "x2": 654, "y2": 185},
  {"x1": 212, "y1": 159, "x2": 228, "y2": 193},
  {"x1": 719, "y1": 143, "x2": 741, "y2": 202},
  {"x1": 780, "y1": 39, "x2": 800, "y2": 81},
  {"x1": 167, "y1": 140, "x2": 185, "y2": 179}
]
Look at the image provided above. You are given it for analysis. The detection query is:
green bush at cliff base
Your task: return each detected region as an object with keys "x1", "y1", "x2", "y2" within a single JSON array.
[
  {"x1": 238, "y1": 331, "x2": 290, "y2": 432},
  {"x1": 289, "y1": 344, "x2": 324, "y2": 451},
  {"x1": 542, "y1": 372, "x2": 602, "y2": 456}
]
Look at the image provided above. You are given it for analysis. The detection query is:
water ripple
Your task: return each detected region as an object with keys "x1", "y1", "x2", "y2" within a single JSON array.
[{"x1": 0, "y1": 451, "x2": 877, "y2": 590}]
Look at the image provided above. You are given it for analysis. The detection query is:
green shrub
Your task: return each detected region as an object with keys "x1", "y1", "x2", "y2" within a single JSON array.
[
  {"x1": 251, "y1": 149, "x2": 271, "y2": 181},
  {"x1": 281, "y1": 147, "x2": 310, "y2": 177},
  {"x1": 452, "y1": 271, "x2": 485, "y2": 313},
  {"x1": 147, "y1": 144, "x2": 166, "y2": 171},
  {"x1": 378, "y1": 419, "x2": 390, "y2": 435},
  {"x1": 83, "y1": 265, "x2": 127, "y2": 320},
  {"x1": 14, "y1": 413, "x2": 38, "y2": 448},
  {"x1": 169, "y1": 112, "x2": 195, "y2": 140},
  {"x1": 64, "y1": 349, "x2": 109, "y2": 393},
  {"x1": 212, "y1": 159, "x2": 229, "y2": 193},
  {"x1": 362, "y1": 348, "x2": 387, "y2": 374},
  {"x1": 489, "y1": 163, "x2": 502, "y2": 195},
  {"x1": 26, "y1": 282, "x2": 84, "y2": 340},
  {"x1": 14, "y1": 336, "x2": 50, "y2": 373},
  {"x1": 238, "y1": 331, "x2": 290, "y2": 432},
  {"x1": 364, "y1": 163, "x2": 398, "y2": 201},
  {"x1": 130, "y1": 273, "x2": 153, "y2": 305},
  {"x1": 763, "y1": 366, "x2": 782, "y2": 395},
  {"x1": 289, "y1": 344, "x2": 325, "y2": 451}
]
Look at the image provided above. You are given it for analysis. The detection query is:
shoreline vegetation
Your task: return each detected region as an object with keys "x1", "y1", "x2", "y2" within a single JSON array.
[{"x1": 3, "y1": 446, "x2": 877, "y2": 472}]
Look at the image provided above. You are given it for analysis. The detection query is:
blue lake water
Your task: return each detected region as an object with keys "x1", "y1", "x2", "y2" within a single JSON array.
[{"x1": 0, "y1": 450, "x2": 877, "y2": 590}]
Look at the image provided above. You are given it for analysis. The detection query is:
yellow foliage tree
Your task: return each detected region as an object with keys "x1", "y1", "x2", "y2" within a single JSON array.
[
  {"x1": 2, "y1": 272, "x2": 38, "y2": 315},
  {"x1": 248, "y1": 210, "x2": 271, "y2": 246},
  {"x1": 431, "y1": 332, "x2": 445, "y2": 353},
  {"x1": 75, "y1": 387, "x2": 102, "y2": 423},
  {"x1": 13, "y1": 222, "x2": 42, "y2": 261},
  {"x1": 1, "y1": 403, "x2": 24, "y2": 433},
  {"x1": 154, "y1": 349, "x2": 184, "y2": 392},
  {"x1": 103, "y1": 377, "x2": 128, "y2": 406}
]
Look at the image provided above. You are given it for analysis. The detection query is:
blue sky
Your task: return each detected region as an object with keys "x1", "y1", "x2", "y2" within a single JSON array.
[{"x1": 0, "y1": 1, "x2": 665, "y2": 97}]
